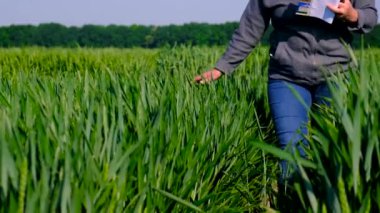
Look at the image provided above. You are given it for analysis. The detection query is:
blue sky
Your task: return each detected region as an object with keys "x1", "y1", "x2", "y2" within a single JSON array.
[
  {"x1": 1, "y1": 0, "x2": 379, "y2": 26},
  {"x1": 0, "y1": 0, "x2": 247, "y2": 26}
]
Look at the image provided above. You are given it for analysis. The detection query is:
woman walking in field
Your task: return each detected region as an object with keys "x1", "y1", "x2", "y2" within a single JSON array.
[{"x1": 195, "y1": 0, "x2": 377, "y2": 209}]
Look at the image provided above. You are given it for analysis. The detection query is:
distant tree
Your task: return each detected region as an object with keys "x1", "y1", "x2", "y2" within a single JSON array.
[
  {"x1": 34, "y1": 23, "x2": 70, "y2": 47},
  {"x1": 78, "y1": 25, "x2": 108, "y2": 47},
  {"x1": 0, "y1": 28, "x2": 10, "y2": 47},
  {"x1": 0, "y1": 23, "x2": 379, "y2": 48},
  {"x1": 7, "y1": 25, "x2": 36, "y2": 46}
]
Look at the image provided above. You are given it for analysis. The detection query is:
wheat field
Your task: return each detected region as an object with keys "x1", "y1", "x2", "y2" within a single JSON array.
[{"x1": 0, "y1": 46, "x2": 379, "y2": 212}]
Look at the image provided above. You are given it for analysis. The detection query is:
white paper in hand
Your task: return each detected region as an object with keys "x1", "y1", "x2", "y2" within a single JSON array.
[{"x1": 296, "y1": 0, "x2": 340, "y2": 24}]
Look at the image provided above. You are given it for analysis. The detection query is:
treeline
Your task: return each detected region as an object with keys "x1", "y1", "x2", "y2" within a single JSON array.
[
  {"x1": 0, "y1": 23, "x2": 239, "y2": 48},
  {"x1": 0, "y1": 22, "x2": 379, "y2": 48}
]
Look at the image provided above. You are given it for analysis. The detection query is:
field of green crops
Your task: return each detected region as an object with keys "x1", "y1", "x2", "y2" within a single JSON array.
[{"x1": 0, "y1": 46, "x2": 379, "y2": 212}]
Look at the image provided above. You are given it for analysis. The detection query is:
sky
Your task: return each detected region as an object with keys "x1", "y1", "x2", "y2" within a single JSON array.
[
  {"x1": 1, "y1": 0, "x2": 379, "y2": 27},
  {"x1": 0, "y1": 0, "x2": 248, "y2": 26}
]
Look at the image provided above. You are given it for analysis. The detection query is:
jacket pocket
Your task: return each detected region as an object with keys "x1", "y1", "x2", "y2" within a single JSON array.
[{"x1": 271, "y1": 42, "x2": 287, "y2": 65}]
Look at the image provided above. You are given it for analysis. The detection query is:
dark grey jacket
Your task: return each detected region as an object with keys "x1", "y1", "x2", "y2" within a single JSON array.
[{"x1": 215, "y1": 0, "x2": 378, "y2": 85}]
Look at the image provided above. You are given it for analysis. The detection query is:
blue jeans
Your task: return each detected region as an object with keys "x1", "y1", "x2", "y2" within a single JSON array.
[{"x1": 268, "y1": 79, "x2": 332, "y2": 183}]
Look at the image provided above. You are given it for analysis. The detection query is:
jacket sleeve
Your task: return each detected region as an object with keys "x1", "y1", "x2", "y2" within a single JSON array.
[
  {"x1": 215, "y1": 0, "x2": 270, "y2": 75},
  {"x1": 349, "y1": 0, "x2": 378, "y2": 33}
]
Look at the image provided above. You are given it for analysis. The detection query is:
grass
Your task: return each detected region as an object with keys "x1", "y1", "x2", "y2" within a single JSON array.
[
  {"x1": 0, "y1": 46, "x2": 277, "y2": 212},
  {"x1": 0, "y1": 46, "x2": 379, "y2": 212}
]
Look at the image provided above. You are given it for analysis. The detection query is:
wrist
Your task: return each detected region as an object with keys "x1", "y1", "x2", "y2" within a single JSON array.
[
  {"x1": 347, "y1": 8, "x2": 359, "y2": 24},
  {"x1": 213, "y1": 68, "x2": 224, "y2": 75}
]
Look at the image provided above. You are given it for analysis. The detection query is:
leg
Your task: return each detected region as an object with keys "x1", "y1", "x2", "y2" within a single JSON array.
[
  {"x1": 268, "y1": 80, "x2": 312, "y2": 182},
  {"x1": 313, "y1": 81, "x2": 333, "y2": 106},
  {"x1": 268, "y1": 80, "x2": 313, "y2": 211}
]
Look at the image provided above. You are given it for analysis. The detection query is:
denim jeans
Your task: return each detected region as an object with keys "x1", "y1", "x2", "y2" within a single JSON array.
[{"x1": 268, "y1": 79, "x2": 333, "y2": 183}]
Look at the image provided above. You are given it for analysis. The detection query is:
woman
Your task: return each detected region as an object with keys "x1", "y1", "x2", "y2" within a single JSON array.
[{"x1": 194, "y1": 0, "x2": 377, "y2": 193}]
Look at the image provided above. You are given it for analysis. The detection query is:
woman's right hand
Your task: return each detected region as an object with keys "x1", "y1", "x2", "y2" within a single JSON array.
[{"x1": 194, "y1": 69, "x2": 223, "y2": 84}]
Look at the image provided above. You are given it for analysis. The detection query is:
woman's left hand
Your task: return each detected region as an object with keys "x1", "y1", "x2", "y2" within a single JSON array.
[{"x1": 327, "y1": 0, "x2": 359, "y2": 24}]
